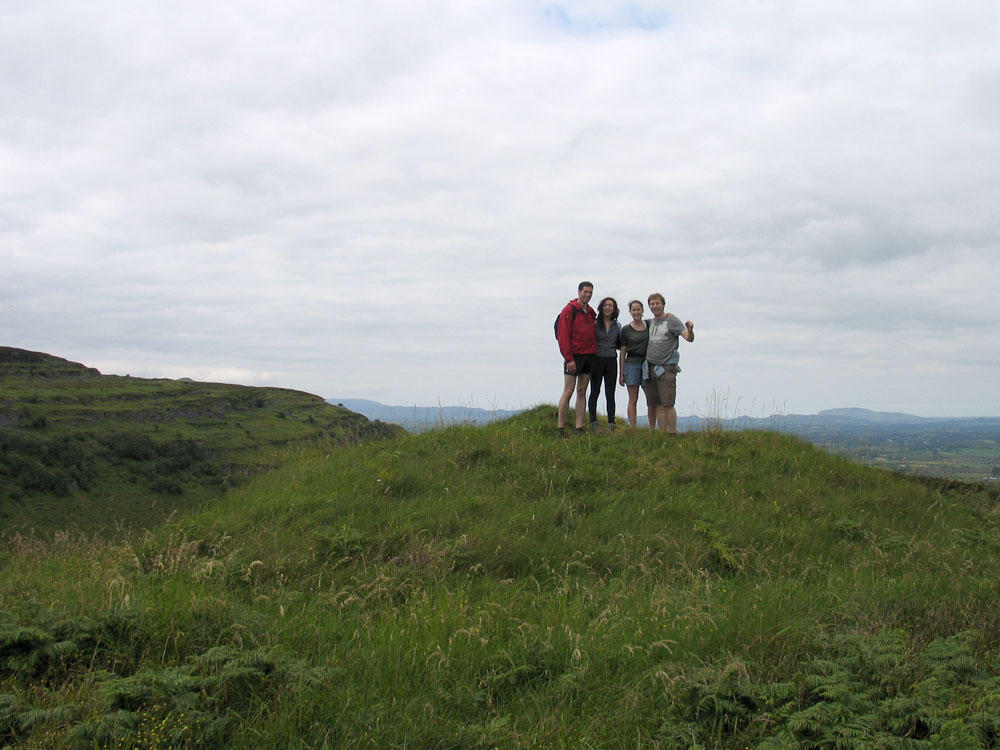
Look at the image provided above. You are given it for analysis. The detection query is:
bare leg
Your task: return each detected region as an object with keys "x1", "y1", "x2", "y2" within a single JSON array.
[
  {"x1": 654, "y1": 406, "x2": 677, "y2": 433},
  {"x1": 557, "y1": 373, "x2": 576, "y2": 429},
  {"x1": 653, "y1": 406, "x2": 665, "y2": 431},
  {"x1": 574, "y1": 375, "x2": 591, "y2": 428},
  {"x1": 641, "y1": 381, "x2": 657, "y2": 429},
  {"x1": 664, "y1": 405, "x2": 678, "y2": 434},
  {"x1": 626, "y1": 385, "x2": 639, "y2": 428}
]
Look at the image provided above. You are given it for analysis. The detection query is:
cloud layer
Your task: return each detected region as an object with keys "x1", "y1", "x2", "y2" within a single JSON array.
[{"x1": 3, "y1": 1, "x2": 998, "y2": 416}]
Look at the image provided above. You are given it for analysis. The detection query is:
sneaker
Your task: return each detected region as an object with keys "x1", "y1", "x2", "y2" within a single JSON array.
[
  {"x1": 557, "y1": 427, "x2": 568, "y2": 438},
  {"x1": 589, "y1": 421, "x2": 601, "y2": 433},
  {"x1": 608, "y1": 422, "x2": 616, "y2": 433},
  {"x1": 574, "y1": 427, "x2": 586, "y2": 435}
]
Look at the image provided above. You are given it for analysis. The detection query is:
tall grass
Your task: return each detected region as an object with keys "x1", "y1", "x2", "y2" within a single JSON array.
[{"x1": 3, "y1": 406, "x2": 1000, "y2": 747}]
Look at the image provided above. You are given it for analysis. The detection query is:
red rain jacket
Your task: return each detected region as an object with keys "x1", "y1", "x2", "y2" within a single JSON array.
[{"x1": 556, "y1": 299, "x2": 597, "y2": 363}]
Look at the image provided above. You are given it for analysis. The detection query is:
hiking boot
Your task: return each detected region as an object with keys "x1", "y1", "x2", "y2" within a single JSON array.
[
  {"x1": 557, "y1": 427, "x2": 568, "y2": 438},
  {"x1": 607, "y1": 422, "x2": 617, "y2": 433},
  {"x1": 574, "y1": 427, "x2": 586, "y2": 435},
  {"x1": 589, "y1": 421, "x2": 601, "y2": 433}
]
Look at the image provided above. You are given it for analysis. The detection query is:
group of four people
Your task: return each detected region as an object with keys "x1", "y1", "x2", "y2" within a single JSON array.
[{"x1": 556, "y1": 281, "x2": 695, "y2": 435}]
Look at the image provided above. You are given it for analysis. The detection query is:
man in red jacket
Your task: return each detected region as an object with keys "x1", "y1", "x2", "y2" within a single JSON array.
[{"x1": 556, "y1": 281, "x2": 598, "y2": 435}]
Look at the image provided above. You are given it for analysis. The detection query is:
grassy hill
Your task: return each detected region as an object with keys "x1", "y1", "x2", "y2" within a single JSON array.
[
  {"x1": 0, "y1": 347, "x2": 400, "y2": 534},
  {"x1": 3, "y1": 405, "x2": 1000, "y2": 747}
]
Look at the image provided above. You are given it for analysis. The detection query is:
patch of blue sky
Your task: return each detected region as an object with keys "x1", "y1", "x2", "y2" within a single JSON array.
[{"x1": 540, "y1": 2, "x2": 670, "y2": 33}]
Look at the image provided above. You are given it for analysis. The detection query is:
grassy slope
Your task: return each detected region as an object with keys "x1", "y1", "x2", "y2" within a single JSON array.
[
  {"x1": 0, "y1": 348, "x2": 400, "y2": 534},
  {"x1": 3, "y1": 406, "x2": 1000, "y2": 748}
]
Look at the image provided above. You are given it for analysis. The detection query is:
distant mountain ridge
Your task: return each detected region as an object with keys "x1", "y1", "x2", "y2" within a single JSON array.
[
  {"x1": 817, "y1": 407, "x2": 928, "y2": 423},
  {"x1": 689, "y1": 408, "x2": 1000, "y2": 431},
  {"x1": 331, "y1": 399, "x2": 999, "y2": 432},
  {"x1": 327, "y1": 399, "x2": 520, "y2": 431}
]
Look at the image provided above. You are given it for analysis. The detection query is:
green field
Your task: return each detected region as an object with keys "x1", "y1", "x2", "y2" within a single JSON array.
[
  {"x1": 831, "y1": 440, "x2": 1000, "y2": 483},
  {"x1": 4, "y1": 403, "x2": 1000, "y2": 748}
]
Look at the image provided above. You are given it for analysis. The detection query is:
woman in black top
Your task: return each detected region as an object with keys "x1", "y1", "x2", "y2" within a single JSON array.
[{"x1": 618, "y1": 300, "x2": 649, "y2": 429}]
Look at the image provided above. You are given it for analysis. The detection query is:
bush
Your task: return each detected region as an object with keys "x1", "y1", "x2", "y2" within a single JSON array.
[
  {"x1": 103, "y1": 433, "x2": 157, "y2": 461},
  {"x1": 150, "y1": 478, "x2": 183, "y2": 496}
]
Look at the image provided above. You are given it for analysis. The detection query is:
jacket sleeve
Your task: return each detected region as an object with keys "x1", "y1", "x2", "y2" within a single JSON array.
[{"x1": 556, "y1": 305, "x2": 573, "y2": 363}]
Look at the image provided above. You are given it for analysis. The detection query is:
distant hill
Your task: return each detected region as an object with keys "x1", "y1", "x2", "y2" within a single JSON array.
[
  {"x1": 816, "y1": 407, "x2": 928, "y2": 424},
  {"x1": 0, "y1": 347, "x2": 401, "y2": 534},
  {"x1": 328, "y1": 398, "x2": 521, "y2": 432},
  {"x1": 0, "y1": 347, "x2": 101, "y2": 377},
  {"x1": 681, "y1": 408, "x2": 1000, "y2": 431},
  {"x1": 330, "y1": 399, "x2": 998, "y2": 433}
]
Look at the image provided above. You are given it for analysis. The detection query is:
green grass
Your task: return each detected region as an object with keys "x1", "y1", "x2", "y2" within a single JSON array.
[{"x1": 3, "y1": 406, "x2": 1000, "y2": 747}]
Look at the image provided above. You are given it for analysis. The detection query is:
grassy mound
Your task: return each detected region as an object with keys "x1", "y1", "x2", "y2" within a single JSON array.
[{"x1": 2, "y1": 406, "x2": 1000, "y2": 747}]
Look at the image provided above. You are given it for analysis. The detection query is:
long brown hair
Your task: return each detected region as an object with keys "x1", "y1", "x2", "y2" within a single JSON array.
[{"x1": 597, "y1": 297, "x2": 619, "y2": 321}]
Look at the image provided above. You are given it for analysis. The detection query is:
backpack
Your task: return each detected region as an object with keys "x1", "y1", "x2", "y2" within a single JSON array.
[{"x1": 554, "y1": 305, "x2": 579, "y2": 340}]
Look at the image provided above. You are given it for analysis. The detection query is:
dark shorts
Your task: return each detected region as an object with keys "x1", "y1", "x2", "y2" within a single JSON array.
[
  {"x1": 564, "y1": 353, "x2": 599, "y2": 377},
  {"x1": 642, "y1": 365, "x2": 678, "y2": 407}
]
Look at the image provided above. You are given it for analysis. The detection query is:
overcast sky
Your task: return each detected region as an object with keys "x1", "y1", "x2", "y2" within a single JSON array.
[{"x1": 3, "y1": 1, "x2": 999, "y2": 418}]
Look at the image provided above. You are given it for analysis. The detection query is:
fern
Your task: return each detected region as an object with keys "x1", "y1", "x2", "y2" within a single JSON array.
[
  {"x1": 0, "y1": 623, "x2": 80, "y2": 679},
  {"x1": 0, "y1": 693, "x2": 18, "y2": 744},
  {"x1": 0, "y1": 613, "x2": 138, "y2": 683},
  {"x1": 693, "y1": 518, "x2": 743, "y2": 575},
  {"x1": 16, "y1": 703, "x2": 80, "y2": 730},
  {"x1": 656, "y1": 630, "x2": 1000, "y2": 748},
  {"x1": 66, "y1": 646, "x2": 333, "y2": 747}
]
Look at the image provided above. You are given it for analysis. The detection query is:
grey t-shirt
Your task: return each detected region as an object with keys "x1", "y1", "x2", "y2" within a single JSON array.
[{"x1": 645, "y1": 315, "x2": 686, "y2": 366}]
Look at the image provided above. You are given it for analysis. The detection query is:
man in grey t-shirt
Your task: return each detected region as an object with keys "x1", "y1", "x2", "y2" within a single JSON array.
[{"x1": 642, "y1": 292, "x2": 694, "y2": 433}]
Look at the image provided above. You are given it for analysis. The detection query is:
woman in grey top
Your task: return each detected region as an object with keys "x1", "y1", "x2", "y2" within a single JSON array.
[
  {"x1": 588, "y1": 297, "x2": 622, "y2": 431},
  {"x1": 618, "y1": 300, "x2": 649, "y2": 429}
]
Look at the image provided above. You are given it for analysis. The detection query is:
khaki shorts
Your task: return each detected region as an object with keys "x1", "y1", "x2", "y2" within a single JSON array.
[{"x1": 642, "y1": 365, "x2": 678, "y2": 408}]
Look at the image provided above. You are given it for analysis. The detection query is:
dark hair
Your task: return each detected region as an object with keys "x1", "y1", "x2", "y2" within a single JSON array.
[
  {"x1": 579, "y1": 281, "x2": 594, "y2": 291},
  {"x1": 597, "y1": 297, "x2": 619, "y2": 321},
  {"x1": 628, "y1": 299, "x2": 644, "y2": 311}
]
